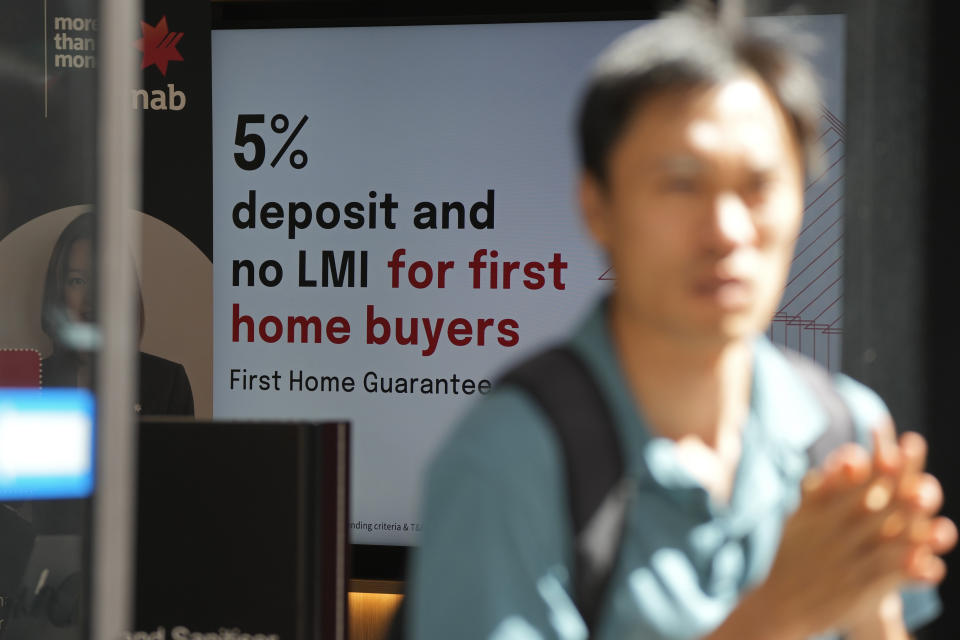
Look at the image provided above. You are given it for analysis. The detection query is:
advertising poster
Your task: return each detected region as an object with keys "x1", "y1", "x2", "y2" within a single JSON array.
[
  {"x1": 0, "y1": 0, "x2": 212, "y2": 419},
  {"x1": 211, "y1": 15, "x2": 846, "y2": 545},
  {"x1": 132, "y1": 0, "x2": 213, "y2": 420}
]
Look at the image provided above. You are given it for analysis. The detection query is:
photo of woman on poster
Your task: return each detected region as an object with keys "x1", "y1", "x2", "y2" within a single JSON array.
[{"x1": 40, "y1": 212, "x2": 195, "y2": 416}]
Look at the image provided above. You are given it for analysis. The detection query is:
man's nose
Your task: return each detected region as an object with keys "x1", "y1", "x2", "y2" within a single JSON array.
[{"x1": 706, "y1": 191, "x2": 757, "y2": 253}]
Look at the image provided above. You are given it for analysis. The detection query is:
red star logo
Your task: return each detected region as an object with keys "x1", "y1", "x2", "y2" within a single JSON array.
[{"x1": 135, "y1": 16, "x2": 184, "y2": 76}]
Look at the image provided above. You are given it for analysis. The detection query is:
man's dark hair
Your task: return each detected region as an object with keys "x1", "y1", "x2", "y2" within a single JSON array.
[{"x1": 577, "y1": 9, "x2": 823, "y2": 183}]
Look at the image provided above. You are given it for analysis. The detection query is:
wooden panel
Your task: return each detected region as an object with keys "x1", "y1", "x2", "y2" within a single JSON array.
[{"x1": 348, "y1": 591, "x2": 403, "y2": 640}]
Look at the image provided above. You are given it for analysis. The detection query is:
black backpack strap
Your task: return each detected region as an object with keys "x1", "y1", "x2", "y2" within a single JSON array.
[
  {"x1": 779, "y1": 348, "x2": 857, "y2": 465},
  {"x1": 385, "y1": 346, "x2": 628, "y2": 640},
  {"x1": 501, "y1": 345, "x2": 629, "y2": 632}
]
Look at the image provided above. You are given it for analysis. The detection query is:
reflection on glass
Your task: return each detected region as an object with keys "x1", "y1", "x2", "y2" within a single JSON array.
[
  {"x1": 2, "y1": 0, "x2": 99, "y2": 636},
  {"x1": 0, "y1": 390, "x2": 95, "y2": 501},
  {"x1": 0, "y1": 390, "x2": 93, "y2": 639}
]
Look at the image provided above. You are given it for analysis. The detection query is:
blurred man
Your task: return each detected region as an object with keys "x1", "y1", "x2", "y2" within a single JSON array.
[{"x1": 408, "y1": 10, "x2": 956, "y2": 640}]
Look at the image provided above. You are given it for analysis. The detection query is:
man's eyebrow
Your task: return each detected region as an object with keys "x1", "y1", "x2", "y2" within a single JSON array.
[
  {"x1": 654, "y1": 154, "x2": 783, "y2": 175},
  {"x1": 656, "y1": 155, "x2": 705, "y2": 173}
]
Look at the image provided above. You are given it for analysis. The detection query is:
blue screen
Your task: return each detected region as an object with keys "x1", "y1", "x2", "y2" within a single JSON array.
[{"x1": 0, "y1": 389, "x2": 95, "y2": 500}]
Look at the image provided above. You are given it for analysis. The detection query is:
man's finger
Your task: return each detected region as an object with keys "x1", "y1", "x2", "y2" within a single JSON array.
[
  {"x1": 898, "y1": 432, "x2": 927, "y2": 477},
  {"x1": 904, "y1": 546, "x2": 947, "y2": 584},
  {"x1": 821, "y1": 443, "x2": 872, "y2": 490},
  {"x1": 802, "y1": 468, "x2": 825, "y2": 499},
  {"x1": 925, "y1": 516, "x2": 959, "y2": 555},
  {"x1": 871, "y1": 418, "x2": 901, "y2": 475},
  {"x1": 900, "y1": 473, "x2": 943, "y2": 514}
]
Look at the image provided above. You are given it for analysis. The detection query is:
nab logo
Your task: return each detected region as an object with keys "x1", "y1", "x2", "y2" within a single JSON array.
[
  {"x1": 136, "y1": 16, "x2": 183, "y2": 75},
  {"x1": 133, "y1": 16, "x2": 186, "y2": 111}
]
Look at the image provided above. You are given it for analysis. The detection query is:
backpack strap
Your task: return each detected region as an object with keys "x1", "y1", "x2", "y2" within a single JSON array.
[
  {"x1": 778, "y1": 348, "x2": 857, "y2": 465},
  {"x1": 501, "y1": 345, "x2": 628, "y2": 632},
  {"x1": 385, "y1": 345, "x2": 627, "y2": 640}
]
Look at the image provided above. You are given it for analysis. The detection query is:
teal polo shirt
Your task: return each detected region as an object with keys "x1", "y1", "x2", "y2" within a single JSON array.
[{"x1": 408, "y1": 300, "x2": 940, "y2": 639}]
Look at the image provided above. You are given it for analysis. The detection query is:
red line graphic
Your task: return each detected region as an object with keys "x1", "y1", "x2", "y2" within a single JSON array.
[
  {"x1": 796, "y1": 196, "x2": 844, "y2": 247},
  {"x1": 771, "y1": 106, "x2": 845, "y2": 370}
]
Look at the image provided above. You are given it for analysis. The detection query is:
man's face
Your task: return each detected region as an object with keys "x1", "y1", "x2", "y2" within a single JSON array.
[{"x1": 581, "y1": 74, "x2": 805, "y2": 345}]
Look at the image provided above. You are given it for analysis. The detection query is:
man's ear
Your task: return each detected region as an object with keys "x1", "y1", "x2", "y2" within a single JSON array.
[{"x1": 579, "y1": 172, "x2": 611, "y2": 250}]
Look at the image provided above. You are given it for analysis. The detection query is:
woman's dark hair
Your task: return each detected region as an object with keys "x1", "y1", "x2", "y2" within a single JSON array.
[
  {"x1": 577, "y1": 8, "x2": 823, "y2": 184},
  {"x1": 41, "y1": 211, "x2": 144, "y2": 348}
]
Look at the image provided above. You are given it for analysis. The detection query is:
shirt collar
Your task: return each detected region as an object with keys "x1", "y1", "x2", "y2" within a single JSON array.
[{"x1": 567, "y1": 298, "x2": 827, "y2": 498}]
